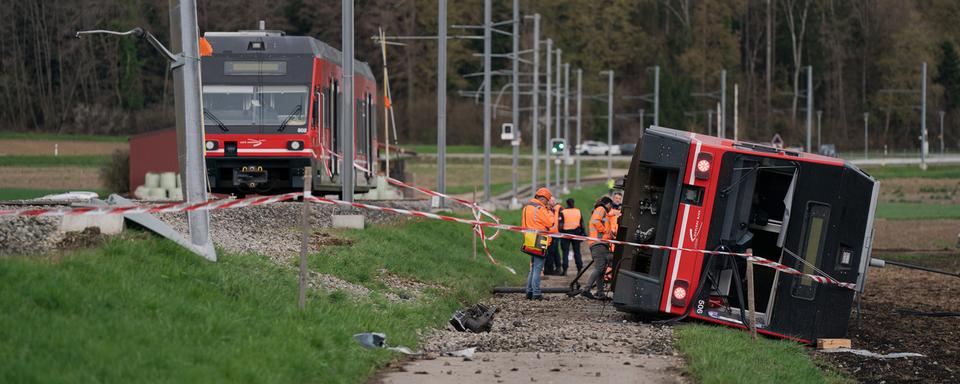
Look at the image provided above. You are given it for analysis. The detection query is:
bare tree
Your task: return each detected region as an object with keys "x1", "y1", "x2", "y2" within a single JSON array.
[{"x1": 783, "y1": 0, "x2": 811, "y2": 129}]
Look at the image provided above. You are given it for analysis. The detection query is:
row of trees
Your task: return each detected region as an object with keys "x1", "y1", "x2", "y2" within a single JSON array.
[{"x1": 3, "y1": 0, "x2": 960, "y2": 151}]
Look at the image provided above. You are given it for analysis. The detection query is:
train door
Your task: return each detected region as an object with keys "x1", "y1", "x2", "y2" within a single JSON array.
[{"x1": 331, "y1": 79, "x2": 340, "y2": 176}]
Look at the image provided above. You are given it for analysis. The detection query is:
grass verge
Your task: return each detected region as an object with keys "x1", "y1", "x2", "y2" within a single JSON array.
[
  {"x1": 407, "y1": 144, "x2": 515, "y2": 154},
  {"x1": 862, "y1": 164, "x2": 960, "y2": 180},
  {"x1": 0, "y1": 132, "x2": 128, "y2": 142},
  {"x1": 875, "y1": 202, "x2": 960, "y2": 220},
  {"x1": 676, "y1": 324, "x2": 851, "y2": 384},
  {"x1": 0, "y1": 154, "x2": 111, "y2": 168}
]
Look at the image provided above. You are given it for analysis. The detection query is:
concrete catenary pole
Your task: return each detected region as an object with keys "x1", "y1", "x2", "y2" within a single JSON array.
[
  {"x1": 529, "y1": 14, "x2": 540, "y2": 194},
  {"x1": 563, "y1": 62, "x2": 570, "y2": 194},
  {"x1": 653, "y1": 65, "x2": 660, "y2": 128},
  {"x1": 575, "y1": 68, "x2": 582, "y2": 188},
  {"x1": 864, "y1": 112, "x2": 869, "y2": 159},
  {"x1": 720, "y1": 70, "x2": 727, "y2": 138},
  {"x1": 544, "y1": 39, "x2": 552, "y2": 189},
  {"x1": 510, "y1": 0, "x2": 520, "y2": 207},
  {"x1": 816, "y1": 110, "x2": 822, "y2": 149},
  {"x1": 734, "y1": 83, "x2": 739, "y2": 141},
  {"x1": 555, "y1": 49, "x2": 562, "y2": 189},
  {"x1": 482, "y1": 0, "x2": 492, "y2": 200},
  {"x1": 940, "y1": 110, "x2": 946, "y2": 155},
  {"x1": 604, "y1": 70, "x2": 614, "y2": 180},
  {"x1": 806, "y1": 65, "x2": 813, "y2": 153},
  {"x1": 169, "y1": 0, "x2": 215, "y2": 261},
  {"x1": 341, "y1": 0, "x2": 355, "y2": 201},
  {"x1": 921, "y1": 62, "x2": 928, "y2": 170},
  {"x1": 437, "y1": 0, "x2": 447, "y2": 206}
]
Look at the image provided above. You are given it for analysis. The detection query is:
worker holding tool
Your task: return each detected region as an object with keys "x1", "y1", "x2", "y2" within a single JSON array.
[
  {"x1": 559, "y1": 198, "x2": 585, "y2": 275},
  {"x1": 582, "y1": 196, "x2": 615, "y2": 300},
  {"x1": 521, "y1": 187, "x2": 556, "y2": 300},
  {"x1": 544, "y1": 199, "x2": 564, "y2": 275}
]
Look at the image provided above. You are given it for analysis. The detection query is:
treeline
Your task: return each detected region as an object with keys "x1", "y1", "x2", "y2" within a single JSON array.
[{"x1": 3, "y1": 0, "x2": 960, "y2": 151}]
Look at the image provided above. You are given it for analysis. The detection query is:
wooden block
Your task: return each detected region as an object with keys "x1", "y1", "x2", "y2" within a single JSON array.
[{"x1": 817, "y1": 339, "x2": 851, "y2": 350}]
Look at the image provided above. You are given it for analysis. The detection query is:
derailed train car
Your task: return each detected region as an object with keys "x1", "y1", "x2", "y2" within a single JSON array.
[{"x1": 611, "y1": 126, "x2": 879, "y2": 343}]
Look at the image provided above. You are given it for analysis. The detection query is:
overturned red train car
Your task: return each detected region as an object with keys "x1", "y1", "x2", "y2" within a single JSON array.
[
  {"x1": 200, "y1": 28, "x2": 378, "y2": 196},
  {"x1": 612, "y1": 126, "x2": 879, "y2": 343}
]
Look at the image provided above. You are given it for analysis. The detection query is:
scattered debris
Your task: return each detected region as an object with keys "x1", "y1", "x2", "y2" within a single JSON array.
[
  {"x1": 820, "y1": 348, "x2": 924, "y2": 359},
  {"x1": 444, "y1": 347, "x2": 477, "y2": 359},
  {"x1": 450, "y1": 304, "x2": 497, "y2": 333},
  {"x1": 353, "y1": 332, "x2": 418, "y2": 355}
]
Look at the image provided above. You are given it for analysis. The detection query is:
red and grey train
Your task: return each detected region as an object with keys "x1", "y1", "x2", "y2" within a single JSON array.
[
  {"x1": 200, "y1": 28, "x2": 378, "y2": 196},
  {"x1": 612, "y1": 126, "x2": 879, "y2": 343}
]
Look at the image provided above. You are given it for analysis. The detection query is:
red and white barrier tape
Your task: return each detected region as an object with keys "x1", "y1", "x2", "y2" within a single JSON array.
[{"x1": 0, "y1": 192, "x2": 856, "y2": 290}]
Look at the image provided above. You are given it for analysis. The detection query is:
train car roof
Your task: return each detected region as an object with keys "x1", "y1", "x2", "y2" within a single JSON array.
[
  {"x1": 202, "y1": 33, "x2": 376, "y2": 80},
  {"x1": 645, "y1": 126, "x2": 846, "y2": 167}
]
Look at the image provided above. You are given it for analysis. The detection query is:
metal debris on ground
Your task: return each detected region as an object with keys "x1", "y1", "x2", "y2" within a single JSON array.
[
  {"x1": 353, "y1": 332, "x2": 418, "y2": 355},
  {"x1": 450, "y1": 304, "x2": 497, "y2": 333}
]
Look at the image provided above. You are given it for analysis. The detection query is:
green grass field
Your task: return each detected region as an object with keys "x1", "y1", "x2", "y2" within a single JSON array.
[
  {"x1": 0, "y1": 132, "x2": 127, "y2": 142},
  {"x1": 875, "y1": 202, "x2": 960, "y2": 220},
  {"x1": 0, "y1": 154, "x2": 110, "y2": 168},
  {"x1": 407, "y1": 144, "x2": 515, "y2": 155},
  {"x1": 861, "y1": 164, "x2": 960, "y2": 180},
  {"x1": 676, "y1": 324, "x2": 851, "y2": 384}
]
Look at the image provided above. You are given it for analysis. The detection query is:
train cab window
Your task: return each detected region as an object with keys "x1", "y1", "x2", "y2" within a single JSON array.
[{"x1": 791, "y1": 203, "x2": 830, "y2": 300}]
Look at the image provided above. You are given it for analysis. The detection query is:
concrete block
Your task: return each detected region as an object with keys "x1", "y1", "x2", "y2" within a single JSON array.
[
  {"x1": 332, "y1": 215, "x2": 365, "y2": 230},
  {"x1": 59, "y1": 214, "x2": 124, "y2": 235}
]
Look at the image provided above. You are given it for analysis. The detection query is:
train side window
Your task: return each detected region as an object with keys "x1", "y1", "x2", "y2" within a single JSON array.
[
  {"x1": 322, "y1": 86, "x2": 331, "y2": 129},
  {"x1": 791, "y1": 202, "x2": 830, "y2": 301}
]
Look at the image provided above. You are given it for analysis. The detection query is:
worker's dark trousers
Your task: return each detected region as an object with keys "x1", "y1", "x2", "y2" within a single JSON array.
[
  {"x1": 545, "y1": 239, "x2": 561, "y2": 273},
  {"x1": 586, "y1": 244, "x2": 613, "y2": 295},
  {"x1": 559, "y1": 236, "x2": 583, "y2": 273}
]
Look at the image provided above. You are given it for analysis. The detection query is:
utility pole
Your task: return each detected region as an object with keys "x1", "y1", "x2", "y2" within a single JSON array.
[
  {"x1": 341, "y1": 0, "x2": 355, "y2": 201},
  {"x1": 653, "y1": 65, "x2": 660, "y2": 128},
  {"x1": 639, "y1": 109, "x2": 645, "y2": 128},
  {"x1": 816, "y1": 110, "x2": 822, "y2": 150},
  {"x1": 563, "y1": 62, "x2": 570, "y2": 194},
  {"x1": 602, "y1": 70, "x2": 614, "y2": 180},
  {"x1": 921, "y1": 62, "x2": 928, "y2": 170},
  {"x1": 544, "y1": 38, "x2": 552, "y2": 190},
  {"x1": 864, "y1": 112, "x2": 869, "y2": 159},
  {"x1": 482, "y1": 0, "x2": 492, "y2": 200},
  {"x1": 707, "y1": 109, "x2": 714, "y2": 136},
  {"x1": 529, "y1": 14, "x2": 540, "y2": 193},
  {"x1": 437, "y1": 0, "x2": 447, "y2": 207},
  {"x1": 510, "y1": 0, "x2": 520, "y2": 207},
  {"x1": 734, "y1": 83, "x2": 739, "y2": 141},
  {"x1": 554, "y1": 49, "x2": 562, "y2": 189},
  {"x1": 575, "y1": 68, "x2": 582, "y2": 188},
  {"x1": 940, "y1": 110, "x2": 946, "y2": 156},
  {"x1": 170, "y1": 0, "x2": 215, "y2": 261},
  {"x1": 806, "y1": 65, "x2": 813, "y2": 153},
  {"x1": 720, "y1": 70, "x2": 727, "y2": 138}
]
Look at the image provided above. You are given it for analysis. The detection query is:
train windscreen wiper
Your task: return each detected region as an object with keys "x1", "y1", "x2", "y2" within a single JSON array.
[
  {"x1": 276, "y1": 104, "x2": 303, "y2": 132},
  {"x1": 203, "y1": 108, "x2": 229, "y2": 132}
]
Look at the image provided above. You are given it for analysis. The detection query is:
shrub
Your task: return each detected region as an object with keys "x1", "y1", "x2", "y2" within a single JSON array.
[{"x1": 100, "y1": 149, "x2": 130, "y2": 194}]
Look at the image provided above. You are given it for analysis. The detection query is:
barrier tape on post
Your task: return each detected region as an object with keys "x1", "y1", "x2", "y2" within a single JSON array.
[{"x1": 0, "y1": 192, "x2": 855, "y2": 290}]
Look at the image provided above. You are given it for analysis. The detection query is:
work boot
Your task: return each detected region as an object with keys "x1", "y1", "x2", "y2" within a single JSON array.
[
  {"x1": 580, "y1": 291, "x2": 596, "y2": 300},
  {"x1": 526, "y1": 292, "x2": 533, "y2": 300},
  {"x1": 532, "y1": 295, "x2": 545, "y2": 301},
  {"x1": 561, "y1": 269, "x2": 568, "y2": 276}
]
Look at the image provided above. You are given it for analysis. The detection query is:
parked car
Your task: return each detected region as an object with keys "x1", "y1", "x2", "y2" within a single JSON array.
[{"x1": 575, "y1": 140, "x2": 621, "y2": 156}]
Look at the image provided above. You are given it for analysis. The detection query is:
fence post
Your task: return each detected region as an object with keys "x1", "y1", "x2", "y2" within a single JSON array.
[
  {"x1": 472, "y1": 185, "x2": 478, "y2": 260},
  {"x1": 746, "y1": 248, "x2": 757, "y2": 340},
  {"x1": 299, "y1": 166, "x2": 313, "y2": 309}
]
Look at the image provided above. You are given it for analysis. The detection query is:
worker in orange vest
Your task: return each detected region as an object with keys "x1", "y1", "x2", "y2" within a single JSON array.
[
  {"x1": 582, "y1": 196, "x2": 614, "y2": 300},
  {"x1": 543, "y1": 199, "x2": 563, "y2": 275},
  {"x1": 608, "y1": 191, "x2": 623, "y2": 251},
  {"x1": 558, "y1": 198, "x2": 585, "y2": 275},
  {"x1": 521, "y1": 187, "x2": 556, "y2": 300}
]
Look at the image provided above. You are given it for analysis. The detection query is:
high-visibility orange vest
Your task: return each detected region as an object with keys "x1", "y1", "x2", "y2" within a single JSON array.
[
  {"x1": 607, "y1": 208, "x2": 621, "y2": 251},
  {"x1": 550, "y1": 204, "x2": 562, "y2": 233},
  {"x1": 521, "y1": 199, "x2": 555, "y2": 247},
  {"x1": 588, "y1": 206, "x2": 611, "y2": 246},
  {"x1": 561, "y1": 208, "x2": 582, "y2": 230}
]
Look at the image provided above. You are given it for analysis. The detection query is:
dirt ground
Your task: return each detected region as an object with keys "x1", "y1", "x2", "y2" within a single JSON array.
[
  {"x1": 816, "y1": 255, "x2": 959, "y2": 383},
  {"x1": 0, "y1": 139, "x2": 125, "y2": 156},
  {"x1": 374, "y1": 246, "x2": 684, "y2": 384},
  {"x1": 879, "y1": 178, "x2": 960, "y2": 204},
  {"x1": 0, "y1": 167, "x2": 102, "y2": 190},
  {"x1": 873, "y1": 219, "x2": 960, "y2": 250}
]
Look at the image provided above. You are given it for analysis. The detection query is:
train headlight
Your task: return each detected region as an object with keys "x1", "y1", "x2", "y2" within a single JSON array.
[
  {"x1": 694, "y1": 153, "x2": 713, "y2": 180},
  {"x1": 671, "y1": 279, "x2": 690, "y2": 308},
  {"x1": 205, "y1": 140, "x2": 218, "y2": 150},
  {"x1": 287, "y1": 140, "x2": 304, "y2": 151}
]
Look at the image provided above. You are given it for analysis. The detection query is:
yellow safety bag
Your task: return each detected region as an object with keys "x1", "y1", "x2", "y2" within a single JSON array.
[{"x1": 521, "y1": 232, "x2": 549, "y2": 257}]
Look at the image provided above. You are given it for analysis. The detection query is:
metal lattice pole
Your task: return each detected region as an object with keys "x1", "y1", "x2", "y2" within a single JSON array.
[
  {"x1": 554, "y1": 49, "x2": 562, "y2": 189},
  {"x1": 604, "y1": 70, "x2": 614, "y2": 180},
  {"x1": 921, "y1": 62, "x2": 928, "y2": 170},
  {"x1": 806, "y1": 65, "x2": 813, "y2": 153},
  {"x1": 437, "y1": 0, "x2": 447, "y2": 206},
  {"x1": 562, "y1": 62, "x2": 570, "y2": 194},
  {"x1": 510, "y1": 0, "x2": 520, "y2": 207},
  {"x1": 575, "y1": 68, "x2": 582, "y2": 188},
  {"x1": 482, "y1": 0, "x2": 492, "y2": 200},
  {"x1": 529, "y1": 14, "x2": 540, "y2": 194},
  {"x1": 720, "y1": 70, "x2": 727, "y2": 138},
  {"x1": 653, "y1": 65, "x2": 660, "y2": 128},
  {"x1": 544, "y1": 39, "x2": 552, "y2": 190}
]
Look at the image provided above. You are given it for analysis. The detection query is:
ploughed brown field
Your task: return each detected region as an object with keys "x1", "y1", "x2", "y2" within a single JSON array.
[{"x1": 0, "y1": 139, "x2": 125, "y2": 156}]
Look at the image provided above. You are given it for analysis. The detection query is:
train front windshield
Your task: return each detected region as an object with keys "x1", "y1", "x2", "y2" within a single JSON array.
[{"x1": 202, "y1": 85, "x2": 308, "y2": 130}]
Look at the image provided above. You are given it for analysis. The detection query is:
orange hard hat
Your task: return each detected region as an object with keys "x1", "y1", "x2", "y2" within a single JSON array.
[{"x1": 535, "y1": 187, "x2": 553, "y2": 200}]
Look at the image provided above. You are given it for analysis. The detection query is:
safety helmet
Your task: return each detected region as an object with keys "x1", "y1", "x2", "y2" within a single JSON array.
[{"x1": 535, "y1": 187, "x2": 553, "y2": 201}]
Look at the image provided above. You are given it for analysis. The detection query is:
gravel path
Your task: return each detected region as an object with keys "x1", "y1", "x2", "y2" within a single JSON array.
[{"x1": 375, "y1": 247, "x2": 684, "y2": 384}]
